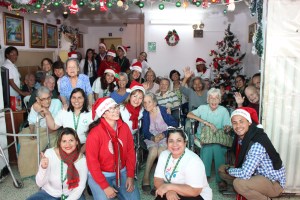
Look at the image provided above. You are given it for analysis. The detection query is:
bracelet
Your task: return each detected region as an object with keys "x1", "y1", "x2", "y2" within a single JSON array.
[{"x1": 225, "y1": 166, "x2": 231, "y2": 174}]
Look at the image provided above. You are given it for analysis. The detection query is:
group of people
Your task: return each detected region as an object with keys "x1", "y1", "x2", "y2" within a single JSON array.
[{"x1": 2, "y1": 44, "x2": 286, "y2": 200}]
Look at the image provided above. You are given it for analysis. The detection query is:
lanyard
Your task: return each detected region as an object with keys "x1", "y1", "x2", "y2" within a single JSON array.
[
  {"x1": 61, "y1": 160, "x2": 67, "y2": 200},
  {"x1": 164, "y1": 151, "x2": 185, "y2": 183},
  {"x1": 73, "y1": 113, "x2": 81, "y2": 131}
]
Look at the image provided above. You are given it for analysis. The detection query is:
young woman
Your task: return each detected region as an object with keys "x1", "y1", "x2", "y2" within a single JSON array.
[
  {"x1": 43, "y1": 88, "x2": 92, "y2": 153},
  {"x1": 154, "y1": 128, "x2": 212, "y2": 200},
  {"x1": 86, "y1": 97, "x2": 140, "y2": 200},
  {"x1": 41, "y1": 58, "x2": 53, "y2": 76},
  {"x1": 92, "y1": 69, "x2": 117, "y2": 101},
  {"x1": 79, "y1": 48, "x2": 97, "y2": 85},
  {"x1": 127, "y1": 61, "x2": 144, "y2": 88},
  {"x1": 110, "y1": 72, "x2": 129, "y2": 104},
  {"x1": 131, "y1": 51, "x2": 150, "y2": 77},
  {"x1": 27, "y1": 128, "x2": 87, "y2": 200}
]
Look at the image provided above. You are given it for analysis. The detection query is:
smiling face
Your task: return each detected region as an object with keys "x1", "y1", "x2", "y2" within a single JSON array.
[
  {"x1": 37, "y1": 92, "x2": 51, "y2": 109},
  {"x1": 208, "y1": 94, "x2": 221, "y2": 111},
  {"x1": 66, "y1": 60, "x2": 79, "y2": 77},
  {"x1": 167, "y1": 132, "x2": 186, "y2": 159},
  {"x1": 118, "y1": 75, "x2": 128, "y2": 88},
  {"x1": 146, "y1": 71, "x2": 155, "y2": 82},
  {"x1": 60, "y1": 134, "x2": 78, "y2": 154},
  {"x1": 245, "y1": 86, "x2": 259, "y2": 104},
  {"x1": 171, "y1": 72, "x2": 180, "y2": 81},
  {"x1": 231, "y1": 115, "x2": 251, "y2": 139},
  {"x1": 54, "y1": 68, "x2": 64, "y2": 78},
  {"x1": 129, "y1": 90, "x2": 144, "y2": 108},
  {"x1": 143, "y1": 95, "x2": 157, "y2": 112},
  {"x1": 87, "y1": 50, "x2": 94, "y2": 60},
  {"x1": 102, "y1": 105, "x2": 120, "y2": 121},
  {"x1": 235, "y1": 77, "x2": 245, "y2": 89},
  {"x1": 42, "y1": 60, "x2": 52, "y2": 72},
  {"x1": 252, "y1": 76, "x2": 260, "y2": 90},
  {"x1": 159, "y1": 79, "x2": 170, "y2": 93},
  {"x1": 193, "y1": 79, "x2": 203, "y2": 92},
  {"x1": 71, "y1": 91, "x2": 84, "y2": 111},
  {"x1": 105, "y1": 72, "x2": 115, "y2": 83},
  {"x1": 132, "y1": 70, "x2": 141, "y2": 80},
  {"x1": 44, "y1": 78, "x2": 55, "y2": 92},
  {"x1": 6, "y1": 50, "x2": 18, "y2": 63}
]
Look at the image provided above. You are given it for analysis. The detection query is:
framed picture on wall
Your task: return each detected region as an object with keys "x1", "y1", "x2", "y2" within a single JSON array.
[
  {"x1": 30, "y1": 20, "x2": 45, "y2": 48},
  {"x1": 248, "y1": 23, "x2": 257, "y2": 43},
  {"x1": 3, "y1": 13, "x2": 25, "y2": 46},
  {"x1": 46, "y1": 24, "x2": 58, "y2": 48}
]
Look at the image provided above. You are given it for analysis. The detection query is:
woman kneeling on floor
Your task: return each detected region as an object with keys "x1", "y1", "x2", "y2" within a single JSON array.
[
  {"x1": 27, "y1": 128, "x2": 88, "y2": 200},
  {"x1": 154, "y1": 127, "x2": 212, "y2": 200}
]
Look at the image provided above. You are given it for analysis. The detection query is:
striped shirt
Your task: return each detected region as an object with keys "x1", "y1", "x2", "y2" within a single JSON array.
[
  {"x1": 228, "y1": 142, "x2": 286, "y2": 188},
  {"x1": 156, "y1": 91, "x2": 180, "y2": 109}
]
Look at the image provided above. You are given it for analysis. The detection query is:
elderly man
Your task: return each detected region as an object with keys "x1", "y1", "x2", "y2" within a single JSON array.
[
  {"x1": 28, "y1": 75, "x2": 59, "y2": 108},
  {"x1": 219, "y1": 107, "x2": 285, "y2": 200}
]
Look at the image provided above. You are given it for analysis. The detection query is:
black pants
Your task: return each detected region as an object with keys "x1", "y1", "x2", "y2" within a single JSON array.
[{"x1": 155, "y1": 194, "x2": 204, "y2": 200}]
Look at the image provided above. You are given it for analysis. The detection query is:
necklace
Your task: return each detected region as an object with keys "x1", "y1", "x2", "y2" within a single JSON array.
[
  {"x1": 61, "y1": 160, "x2": 67, "y2": 200},
  {"x1": 73, "y1": 112, "x2": 81, "y2": 131},
  {"x1": 164, "y1": 151, "x2": 185, "y2": 183}
]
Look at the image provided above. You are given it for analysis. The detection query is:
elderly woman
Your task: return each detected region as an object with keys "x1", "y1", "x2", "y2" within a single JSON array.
[
  {"x1": 169, "y1": 70, "x2": 187, "y2": 104},
  {"x1": 27, "y1": 128, "x2": 87, "y2": 200},
  {"x1": 142, "y1": 93, "x2": 178, "y2": 192},
  {"x1": 187, "y1": 88, "x2": 231, "y2": 190},
  {"x1": 92, "y1": 69, "x2": 117, "y2": 101},
  {"x1": 86, "y1": 97, "x2": 140, "y2": 200},
  {"x1": 143, "y1": 69, "x2": 159, "y2": 94},
  {"x1": 120, "y1": 81, "x2": 144, "y2": 134},
  {"x1": 110, "y1": 72, "x2": 129, "y2": 104},
  {"x1": 60, "y1": 58, "x2": 93, "y2": 108},
  {"x1": 156, "y1": 78, "x2": 180, "y2": 114},
  {"x1": 181, "y1": 67, "x2": 207, "y2": 112},
  {"x1": 154, "y1": 128, "x2": 212, "y2": 200}
]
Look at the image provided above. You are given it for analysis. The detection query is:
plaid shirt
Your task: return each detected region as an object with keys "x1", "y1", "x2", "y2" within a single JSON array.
[{"x1": 228, "y1": 142, "x2": 286, "y2": 188}]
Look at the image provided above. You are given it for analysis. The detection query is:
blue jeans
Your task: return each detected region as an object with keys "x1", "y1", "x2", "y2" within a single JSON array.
[
  {"x1": 88, "y1": 168, "x2": 140, "y2": 200},
  {"x1": 27, "y1": 189, "x2": 85, "y2": 200}
]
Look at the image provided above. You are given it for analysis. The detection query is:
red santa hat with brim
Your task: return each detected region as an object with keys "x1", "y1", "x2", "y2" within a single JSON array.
[
  {"x1": 99, "y1": 43, "x2": 107, "y2": 50},
  {"x1": 130, "y1": 61, "x2": 142, "y2": 73},
  {"x1": 126, "y1": 80, "x2": 145, "y2": 94},
  {"x1": 117, "y1": 45, "x2": 128, "y2": 57},
  {"x1": 106, "y1": 50, "x2": 116, "y2": 57},
  {"x1": 231, "y1": 107, "x2": 262, "y2": 128},
  {"x1": 68, "y1": 51, "x2": 78, "y2": 59},
  {"x1": 196, "y1": 58, "x2": 206, "y2": 65},
  {"x1": 92, "y1": 97, "x2": 117, "y2": 120}
]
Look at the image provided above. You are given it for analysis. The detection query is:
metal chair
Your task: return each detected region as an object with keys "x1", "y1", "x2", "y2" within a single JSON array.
[
  {"x1": 0, "y1": 108, "x2": 50, "y2": 186},
  {"x1": 133, "y1": 120, "x2": 144, "y2": 180}
]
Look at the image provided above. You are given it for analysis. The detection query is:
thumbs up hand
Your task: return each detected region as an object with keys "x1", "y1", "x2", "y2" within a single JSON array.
[{"x1": 40, "y1": 152, "x2": 49, "y2": 169}]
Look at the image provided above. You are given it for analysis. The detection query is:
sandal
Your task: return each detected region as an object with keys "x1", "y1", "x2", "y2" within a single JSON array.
[
  {"x1": 218, "y1": 181, "x2": 228, "y2": 192},
  {"x1": 142, "y1": 183, "x2": 151, "y2": 192}
]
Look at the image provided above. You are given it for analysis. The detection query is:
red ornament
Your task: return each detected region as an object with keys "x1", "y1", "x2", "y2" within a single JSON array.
[
  {"x1": 99, "y1": 0, "x2": 107, "y2": 12},
  {"x1": 69, "y1": 0, "x2": 79, "y2": 14}
]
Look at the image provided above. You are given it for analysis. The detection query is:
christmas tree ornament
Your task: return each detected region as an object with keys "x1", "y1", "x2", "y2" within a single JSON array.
[
  {"x1": 138, "y1": 2, "x2": 144, "y2": 8},
  {"x1": 176, "y1": 1, "x2": 181, "y2": 7},
  {"x1": 159, "y1": 3, "x2": 164, "y2": 10},
  {"x1": 99, "y1": 0, "x2": 108, "y2": 11},
  {"x1": 35, "y1": 3, "x2": 41, "y2": 8},
  {"x1": 79, "y1": 1, "x2": 84, "y2": 7},
  {"x1": 107, "y1": 2, "x2": 113, "y2": 8},
  {"x1": 182, "y1": 0, "x2": 189, "y2": 8},
  {"x1": 196, "y1": 1, "x2": 201, "y2": 7},
  {"x1": 165, "y1": 30, "x2": 180, "y2": 46},
  {"x1": 223, "y1": 9, "x2": 227, "y2": 14},
  {"x1": 117, "y1": 0, "x2": 123, "y2": 7},
  {"x1": 69, "y1": 0, "x2": 79, "y2": 14},
  {"x1": 124, "y1": 4, "x2": 129, "y2": 10},
  {"x1": 15, "y1": 0, "x2": 31, "y2": 4},
  {"x1": 201, "y1": 0, "x2": 209, "y2": 9}
]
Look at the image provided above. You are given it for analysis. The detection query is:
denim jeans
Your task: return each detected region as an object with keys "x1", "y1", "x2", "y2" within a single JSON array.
[
  {"x1": 88, "y1": 168, "x2": 140, "y2": 200},
  {"x1": 26, "y1": 189, "x2": 85, "y2": 200}
]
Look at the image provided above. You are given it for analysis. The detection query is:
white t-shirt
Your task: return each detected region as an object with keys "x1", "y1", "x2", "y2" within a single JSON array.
[
  {"x1": 155, "y1": 148, "x2": 212, "y2": 200},
  {"x1": 54, "y1": 109, "x2": 92, "y2": 144},
  {"x1": 3, "y1": 59, "x2": 21, "y2": 96},
  {"x1": 92, "y1": 77, "x2": 116, "y2": 99},
  {"x1": 131, "y1": 58, "x2": 150, "y2": 77},
  {"x1": 36, "y1": 148, "x2": 87, "y2": 199},
  {"x1": 194, "y1": 68, "x2": 211, "y2": 80}
]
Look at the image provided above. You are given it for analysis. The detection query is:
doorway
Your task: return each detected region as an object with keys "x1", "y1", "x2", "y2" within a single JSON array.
[{"x1": 100, "y1": 38, "x2": 122, "y2": 51}]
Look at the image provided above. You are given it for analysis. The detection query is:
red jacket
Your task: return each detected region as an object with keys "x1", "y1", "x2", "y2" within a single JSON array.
[
  {"x1": 86, "y1": 118, "x2": 136, "y2": 189},
  {"x1": 97, "y1": 60, "x2": 121, "y2": 77}
]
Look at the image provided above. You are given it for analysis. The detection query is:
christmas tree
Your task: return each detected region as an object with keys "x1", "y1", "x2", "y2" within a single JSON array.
[{"x1": 209, "y1": 24, "x2": 246, "y2": 92}]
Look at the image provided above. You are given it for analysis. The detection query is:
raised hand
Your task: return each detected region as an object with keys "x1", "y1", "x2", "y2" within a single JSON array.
[
  {"x1": 233, "y1": 92, "x2": 244, "y2": 106},
  {"x1": 40, "y1": 152, "x2": 49, "y2": 169},
  {"x1": 183, "y1": 66, "x2": 193, "y2": 78}
]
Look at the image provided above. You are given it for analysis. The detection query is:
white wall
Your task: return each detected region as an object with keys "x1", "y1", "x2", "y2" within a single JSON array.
[
  {"x1": 84, "y1": 24, "x2": 144, "y2": 61},
  {"x1": 144, "y1": 3, "x2": 260, "y2": 78}
]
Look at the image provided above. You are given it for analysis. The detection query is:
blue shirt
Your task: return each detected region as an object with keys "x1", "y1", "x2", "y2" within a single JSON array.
[
  {"x1": 110, "y1": 91, "x2": 129, "y2": 104},
  {"x1": 60, "y1": 74, "x2": 92, "y2": 102},
  {"x1": 228, "y1": 142, "x2": 286, "y2": 188}
]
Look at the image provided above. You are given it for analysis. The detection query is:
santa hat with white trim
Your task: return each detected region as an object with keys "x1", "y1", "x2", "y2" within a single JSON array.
[
  {"x1": 68, "y1": 51, "x2": 78, "y2": 59},
  {"x1": 231, "y1": 107, "x2": 262, "y2": 128},
  {"x1": 99, "y1": 43, "x2": 107, "y2": 50},
  {"x1": 92, "y1": 97, "x2": 117, "y2": 120},
  {"x1": 130, "y1": 61, "x2": 142, "y2": 73},
  {"x1": 126, "y1": 80, "x2": 145, "y2": 94},
  {"x1": 106, "y1": 49, "x2": 116, "y2": 57},
  {"x1": 117, "y1": 45, "x2": 128, "y2": 57},
  {"x1": 196, "y1": 58, "x2": 206, "y2": 65}
]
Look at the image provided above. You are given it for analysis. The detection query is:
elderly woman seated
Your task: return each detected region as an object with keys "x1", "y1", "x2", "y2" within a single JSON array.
[
  {"x1": 187, "y1": 88, "x2": 231, "y2": 191},
  {"x1": 142, "y1": 92, "x2": 178, "y2": 193},
  {"x1": 18, "y1": 86, "x2": 62, "y2": 178}
]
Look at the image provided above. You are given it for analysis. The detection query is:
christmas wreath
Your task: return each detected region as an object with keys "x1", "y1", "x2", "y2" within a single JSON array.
[{"x1": 165, "y1": 30, "x2": 180, "y2": 46}]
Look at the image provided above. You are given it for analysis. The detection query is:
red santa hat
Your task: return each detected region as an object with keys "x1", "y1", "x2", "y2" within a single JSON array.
[
  {"x1": 92, "y1": 97, "x2": 117, "y2": 119},
  {"x1": 68, "y1": 51, "x2": 78, "y2": 59},
  {"x1": 130, "y1": 61, "x2": 142, "y2": 73},
  {"x1": 106, "y1": 50, "x2": 116, "y2": 57},
  {"x1": 126, "y1": 80, "x2": 145, "y2": 94},
  {"x1": 99, "y1": 43, "x2": 107, "y2": 50},
  {"x1": 117, "y1": 45, "x2": 128, "y2": 57},
  {"x1": 231, "y1": 107, "x2": 262, "y2": 128},
  {"x1": 104, "y1": 68, "x2": 116, "y2": 76},
  {"x1": 196, "y1": 58, "x2": 206, "y2": 65}
]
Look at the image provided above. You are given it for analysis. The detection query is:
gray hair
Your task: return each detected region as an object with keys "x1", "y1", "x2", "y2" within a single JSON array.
[
  {"x1": 144, "y1": 92, "x2": 158, "y2": 105},
  {"x1": 144, "y1": 69, "x2": 157, "y2": 80},
  {"x1": 25, "y1": 73, "x2": 35, "y2": 81},
  {"x1": 159, "y1": 78, "x2": 171, "y2": 90},
  {"x1": 189, "y1": 77, "x2": 206, "y2": 91},
  {"x1": 66, "y1": 58, "x2": 80, "y2": 68},
  {"x1": 119, "y1": 72, "x2": 128, "y2": 81},
  {"x1": 44, "y1": 75, "x2": 55, "y2": 83},
  {"x1": 207, "y1": 88, "x2": 221, "y2": 100},
  {"x1": 37, "y1": 86, "x2": 50, "y2": 98}
]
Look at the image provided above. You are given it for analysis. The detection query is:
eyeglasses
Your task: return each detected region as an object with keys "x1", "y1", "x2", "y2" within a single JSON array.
[
  {"x1": 39, "y1": 96, "x2": 51, "y2": 102},
  {"x1": 106, "y1": 105, "x2": 120, "y2": 113}
]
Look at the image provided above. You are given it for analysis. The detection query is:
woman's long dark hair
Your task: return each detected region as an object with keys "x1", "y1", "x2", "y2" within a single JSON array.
[
  {"x1": 68, "y1": 88, "x2": 89, "y2": 113},
  {"x1": 100, "y1": 73, "x2": 115, "y2": 92},
  {"x1": 83, "y1": 49, "x2": 96, "y2": 77},
  {"x1": 87, "y1": 118, "x2": 101, "y2": 134}
]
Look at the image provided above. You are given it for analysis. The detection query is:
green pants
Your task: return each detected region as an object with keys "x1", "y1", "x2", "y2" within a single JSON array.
[{"x1": 200, "y1": 144, "x2": 227, "y2": 183}]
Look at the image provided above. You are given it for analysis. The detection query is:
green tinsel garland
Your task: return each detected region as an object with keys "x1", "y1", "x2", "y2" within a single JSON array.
[{"x1": 250, "y1": 0, "x2": 264, "y2": 57}]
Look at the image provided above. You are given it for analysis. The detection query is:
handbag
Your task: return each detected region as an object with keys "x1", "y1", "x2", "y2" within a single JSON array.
[{"x1": 200, "y1": 125, "x2": 233, "y2": 147}]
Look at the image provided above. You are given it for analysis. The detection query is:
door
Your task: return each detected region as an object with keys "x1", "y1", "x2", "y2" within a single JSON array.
[{"x1": 100, "y1": 38, "x2": 122, "y2": 51}]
